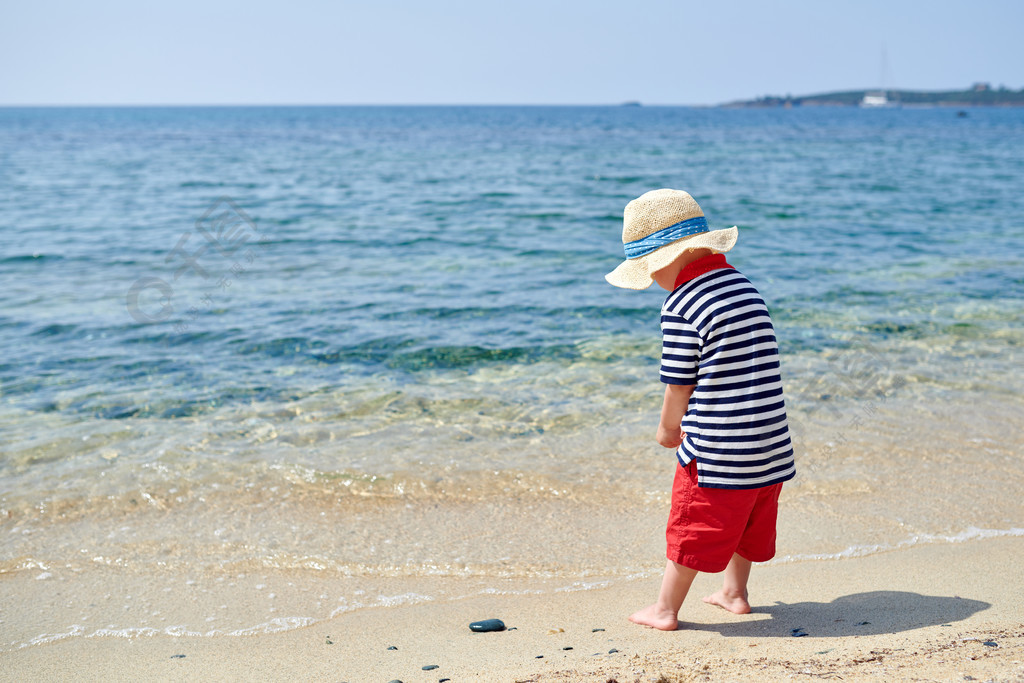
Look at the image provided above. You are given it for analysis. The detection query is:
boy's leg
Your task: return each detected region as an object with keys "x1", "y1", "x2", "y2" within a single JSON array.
[
  {"x1": 704, "y1": 481, "x2": 783, "y2": 614},
  {"x1": 629, "y1": 559, "x2": 698, "y2": 630},
  {"x1": 703, "y1": 552, "x2": 752, "y2": 614}
]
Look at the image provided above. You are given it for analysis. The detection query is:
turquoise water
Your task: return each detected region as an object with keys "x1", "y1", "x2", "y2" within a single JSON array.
[
  {"x1": 1, "y1": 105, "x2": 1023, "y2": 646},
  {"x1": 3, "y1": 105, "x2": 1022, "y2": 480}
]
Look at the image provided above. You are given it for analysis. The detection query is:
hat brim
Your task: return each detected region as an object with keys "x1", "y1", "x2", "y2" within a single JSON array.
[{"x1": 605, "y1": 226, "x2": 738, "y2": 290}]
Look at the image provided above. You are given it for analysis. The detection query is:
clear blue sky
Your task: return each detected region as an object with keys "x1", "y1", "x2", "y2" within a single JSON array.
[{"x1": 2, "y1": 0, "x2": 1021, "y2": 106}]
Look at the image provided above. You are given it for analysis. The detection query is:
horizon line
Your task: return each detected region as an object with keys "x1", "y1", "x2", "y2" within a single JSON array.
[{"x1": 2, "y1": 84, "x2": 1017, "y2": 109}]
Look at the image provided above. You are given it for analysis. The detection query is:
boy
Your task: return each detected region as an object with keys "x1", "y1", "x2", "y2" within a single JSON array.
[{"x1": 606, "y1": 189, "x2": 795, "y2": 630}]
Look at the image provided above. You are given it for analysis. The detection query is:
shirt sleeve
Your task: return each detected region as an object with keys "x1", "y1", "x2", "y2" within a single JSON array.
[{"x1": 660, "y1": 312, "x2": 700, "y2": 385}]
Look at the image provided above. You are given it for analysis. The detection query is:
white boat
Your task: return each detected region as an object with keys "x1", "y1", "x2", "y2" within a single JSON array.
[
  {"x1": 861, "y1": 91, "x2": 890, "y2": 107},
  {"x1": 861, "y1": 46, "x2": 899, "y2": 107}
]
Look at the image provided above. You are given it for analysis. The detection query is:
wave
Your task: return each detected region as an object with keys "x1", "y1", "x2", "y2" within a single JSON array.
[
  {"x1": 8, "y1": 526, "x2": 1019, "y2": 652},
  {"x1": 771, "y1": 526, "x2": 1024, "y2": 564},
  {"x1": 19, "y1": 617, "x2": 321, "y2": 649}
]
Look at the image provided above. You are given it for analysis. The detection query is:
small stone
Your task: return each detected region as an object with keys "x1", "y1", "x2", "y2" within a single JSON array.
[
  {"x1": 608, "y1": 649, "x2": 619, "y2": 654},
  {"x1": 387, "y1": 680, "x2": 402, "y2": 683},
  {"x1": 791, "y1": 628, "x2": 808, "y2": 637},
  {"x1": 422, "y1": 664, "x2": 439, "y2": 671},
  {"x1": 546, "y1": 627, "x2": 564, "y2": 635},
  {"x1": 562, "y1": 646, "x2": 573, "y2": 650},
  {"x1": 856, "y1": 621, "x2": 870, "y2": 626},
  {"x1": 469, "y1": 619, "x2": 506, "y2": 632},
  {"x1": 982, "y1": 641, "x2": 998, "y2": 647},
  {"x1": 535, "y1": 655, "x2": 543, "y2": 659},
  {"x1": 387, "y1": 645, "x2": 398, "y2": 650},
  {"x1": 592, "y1": 628, "x2": 605, "y2": 632},
  {"x1": 170, "y1": 654, "x2": 186, "y2": 659},
  {"x1": 439, "y1": 679, "x2": 451, "y2": 683}
]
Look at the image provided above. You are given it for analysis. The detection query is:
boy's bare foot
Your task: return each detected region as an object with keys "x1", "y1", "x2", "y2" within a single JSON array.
[
  {"x1": 702, "y1": 589, "x2": 751, "y2": 614},
  {"x1": 628, "y1": 604, "x2": 680, "y2": 630}
]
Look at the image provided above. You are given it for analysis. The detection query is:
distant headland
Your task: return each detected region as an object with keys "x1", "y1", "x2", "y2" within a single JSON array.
[{"x1": 723, "y1": 83, "x2": 1024, "y2": 108}]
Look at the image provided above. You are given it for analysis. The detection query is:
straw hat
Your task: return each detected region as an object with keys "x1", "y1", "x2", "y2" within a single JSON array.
[{"x1": 605, "y1": 189, "x2": 738, "y2": 290}]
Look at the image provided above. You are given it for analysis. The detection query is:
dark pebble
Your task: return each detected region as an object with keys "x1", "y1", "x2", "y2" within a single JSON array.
[
  {"x1": 592, "y1": 628, "x2": 605, "y2": 632},
  {"x1": 422, "y1": 664, "x2": 439, "y2": 670},
  {"x1": 170, "y1": 654, "x2": 186, "y2": 659},
  {"x1": 440, "y1": 679, "x2": 451, "y2": 683},
  {"x1": 535, "y1": 655, "x2": 543, "y2": 659},
  {"x1": 791, "y1": 628, "x2": 808, "y2": 637},
  {"x1": 562, "y1": 646, "x2": 573, "y2": 650},
  {"x1": 983, "y1": 641, "x2": 998, "y2": 647},
  {"x1": 387, "y1": 645, "x2": 398, "y2": 650},
  {"x1": 608, "y1": 649, "x2": 619, "y2": 654},
  {"x1": 856, "y1": 621, "x2": 871, "y2": 626},
  {"x1": 469, "y1": 618, "x2": 506, "y2": 632},
  {"x1": 387, "y1": 680, "x2": 402, "y2": 683}
]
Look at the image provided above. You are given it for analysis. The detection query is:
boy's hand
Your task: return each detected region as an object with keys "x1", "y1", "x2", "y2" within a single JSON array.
[
  {"x1": 657, "y1": 425, "x2": 685, "y2": 449},
  {"x1": 657, "y1": 384, "x2": 695, "y2": 449}
]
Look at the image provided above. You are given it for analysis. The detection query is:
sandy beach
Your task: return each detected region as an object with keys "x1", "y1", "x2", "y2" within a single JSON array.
[{"x1": 3, "y1": 534, "x2": 1021, "y2": 682}]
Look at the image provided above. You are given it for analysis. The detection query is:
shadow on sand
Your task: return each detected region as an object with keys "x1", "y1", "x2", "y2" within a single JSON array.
[{"x1": 682, "y1": 591, "x2": 990, "y2": 638}]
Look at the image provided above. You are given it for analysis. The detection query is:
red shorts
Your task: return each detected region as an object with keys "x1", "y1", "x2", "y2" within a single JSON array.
[{"x1": 666, "y1": 460, "x2": 782, "y2": 573}]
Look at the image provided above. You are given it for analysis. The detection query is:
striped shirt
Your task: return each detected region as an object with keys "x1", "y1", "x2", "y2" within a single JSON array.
[{"x1": 660, "y1": 263, "x2": 796, "y2": 489}]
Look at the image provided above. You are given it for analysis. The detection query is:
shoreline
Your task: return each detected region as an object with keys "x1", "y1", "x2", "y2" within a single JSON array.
[{"x1": 3, "y1": 535, "x2": 1022, "y2": 682}]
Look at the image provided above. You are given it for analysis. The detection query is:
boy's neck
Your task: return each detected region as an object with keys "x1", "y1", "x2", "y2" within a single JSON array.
[
  {"x1": 673, "y1": 253, "x2": 733, "y2": 289},
  {"x1": 652, "y1": 248, "x2": 718, "y2": 291}
]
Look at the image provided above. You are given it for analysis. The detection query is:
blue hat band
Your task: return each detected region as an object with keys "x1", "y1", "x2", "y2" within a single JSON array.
[{"x1": 623, "y1": 216, "x2": 709, "y2": 259}]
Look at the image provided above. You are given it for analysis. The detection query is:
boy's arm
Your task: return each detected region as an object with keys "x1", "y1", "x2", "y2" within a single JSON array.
[{"x1": 656, "y1": 383, "x2": 695, "y2": 449}]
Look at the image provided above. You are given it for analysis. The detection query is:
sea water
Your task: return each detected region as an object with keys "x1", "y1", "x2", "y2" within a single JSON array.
[{"x1": 1, "y1": 105, "x2": 1023, "y2": 648}]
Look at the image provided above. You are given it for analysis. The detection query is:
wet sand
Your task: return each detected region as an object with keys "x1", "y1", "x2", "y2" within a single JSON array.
[{"x1": 2, "y1": 535, "x2": 1021, "y2": 682}]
